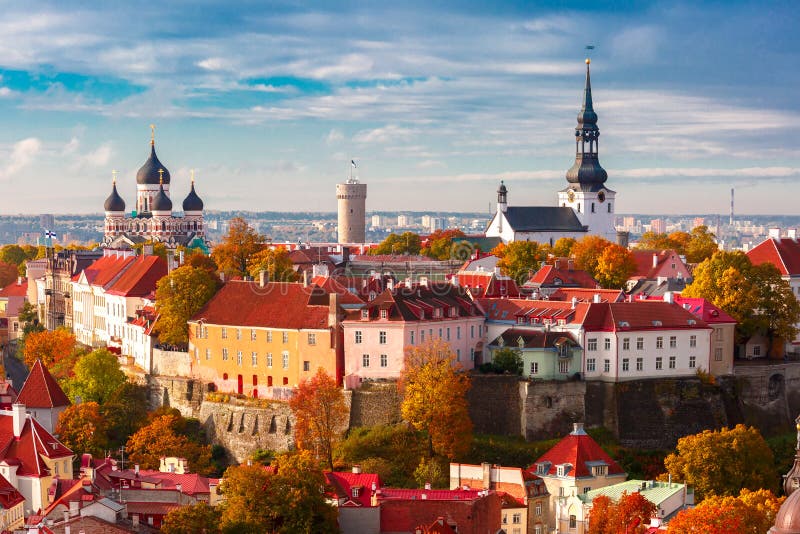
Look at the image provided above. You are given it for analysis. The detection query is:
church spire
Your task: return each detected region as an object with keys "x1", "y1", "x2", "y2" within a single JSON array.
[{"x1": 565, "y1": 58, "x2": 607, "y2": 189}]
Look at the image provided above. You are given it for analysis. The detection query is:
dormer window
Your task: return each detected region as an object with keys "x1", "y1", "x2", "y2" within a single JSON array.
[
  {"x1": 517, "y1": 316, "x2": 526, "y2": 325},
  {"x1": 380, "y1": 309, "x2": 388, "y2": 319},
  {"x1": 517, "y1": 336, "x2": 525, "y2": 349},
  {"x1": 592, "y1": 465, "x2": 608, "y2": 476},
  {"x1": 434, "y1": 308, "x2": 442, "y2": 319},
  {"x1": 352, "y1": 486, "x2": 360, "y2": 498},
  {"x1": 449, "y1": 307, "x2": 458, "y2": 318},
  {"x1": 361, "y1": 309, "x2": 370, "y2": 320}
]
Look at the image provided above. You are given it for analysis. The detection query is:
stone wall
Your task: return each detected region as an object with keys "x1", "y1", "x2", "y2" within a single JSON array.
[
  {"x1": 467, "y1": 375, "x2": 522, "y2": 436},
  {"x1": 731, "y1": 362, "x2": 800, "y2": 435},
  {"x1": 348, "y1": 381, "x2": 402, "y2": 428},
  {"x1": 151, "y1": 349, "x2": 193, "y2": 378},
  {"x1": 519, "y1": 380, "x2": 586, "y2": 441}
]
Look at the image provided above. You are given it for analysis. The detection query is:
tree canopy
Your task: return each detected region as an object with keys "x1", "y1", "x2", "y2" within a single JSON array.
[
  {"x1": 422, "y1": 229, "x2": 467, "y2": 260},
  {"x1": 372, "y1": 232, "x2": 422, "y2": 256},
  {"x1": 101, "y1": 382, "x2": 150, "y2": 448},
  {"x1": 22, "y1": 328, "x2": 75, "y2": 368},
  {"x1": 399, "y1": 338, "x2": 472, "y2": 459},
  {"x1": 212, "y1": 217, "x2": 266, "y2": 278},
  {"x1": 666, "y1": 488, "x2": 783, "y2": 534},
  {"x1": 155, "y1": 265, "x2": 219, "y2": 346},
  {"x1": 636, "y1": 226, "x2": 718, "y2": 264},
  {"x1": 162, "y1": 502, "x2": 220, "y2": 534},
  {"x1": 64, "y1": 348, "x2": 126, "y2": 404},
  {"x1": 246, "y1": 248, "x2": 298, "y2": 282},
  {"x1": 0, "y1": 261, "x2": 18, "y2": 288},
  {"x1": 588, "y1": 491, "x2": 657, "y2": 534},
  {"x1": 594, "y1": 243, "x2": 637, "y2": 289},
  {"x1": 572, "y1": 235, "x2": 615, "y2": 282},
  {"x1": 492, "y1": 241, "x2": 546, "y2": 284},
  {"x1": 126, "y1": 414, "x2": 213, "y2": 475},
  {"x1": 56, "y1": 402, "x2": 109, "y2": 457},
  {"x1": 490, "y1": 347, "x2": 523, "y2": 375},
  {"x1": 288, "y1": 368, "x2": 349, "y2": 470},
  {"x1": 662, "y1": 424, "x2": 776, "y2": 500}
]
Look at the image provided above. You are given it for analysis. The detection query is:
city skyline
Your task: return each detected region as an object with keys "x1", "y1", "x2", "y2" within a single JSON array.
[{"x1": 0, "y1": 1, "x2": 796, "y2": 215}]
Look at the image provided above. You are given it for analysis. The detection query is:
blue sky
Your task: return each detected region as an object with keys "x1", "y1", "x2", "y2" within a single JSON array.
[{"x1": 0, "y1": 1, "x2": 796, "y2": 215}]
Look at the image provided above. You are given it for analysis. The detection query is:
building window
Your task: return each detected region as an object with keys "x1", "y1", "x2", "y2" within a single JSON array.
[
  {"x1": 636, "y1": 337, "x2": 644, "y2": 350},
  {"x1": 420, "y1": 330, "x2": 425, "y2": 342},
  {"x1": 362, "y1": 309, "x2": 370, "y2": 320},
  {"x1": 237, "y1": 351, "x2": 243, "y2": 366},
  {"x1": 439, "y1": 328, "x2": 443, "y2": 338},
  {"x1": 470, "y1": 348, "x2": 475, "y2": 361},
  {"x1": 380, "y1": 354, "x2": 388, "y2": 367},
  {"x1": 588, "y1": 338, "x2": 597, "y2": 351},
  {"x1": 410, "y1": 331, "x2": 415, "y2": 345},
  {"x1": 603, "y1": 359, "x2": 610, "y2": 372},
  {"x1": 753, "y1": 345, "x2": 762, "y2": 357},
  {"x1": 535, "y1": 503, "x2": 542, "y2": 516},
  {"x1": 690, "y1": 335, "x2": 697, "y2": 348},
  {"x1": 457, "y1": 326, "x2": 461, "y2": 339},
  {"x1": 512, "y1": 513, "x2": 521, "y2": 524},
  {"x1": 236, "y1": 329, "x2": 241, "y2": 340},
  {"x1": 636, "y1": 357, "x2": 643, "y2": 371},
  {"x1": 587, "y1": 358, "x2": 596, "y2": 372},
  {"x1": 656, "y1": 337, "x2": 663, "y2": 349},
  {"x1": 716, "y1": 328, "x2": 724, "y2": 341},
  {"x1": 379, "y1": 331, "x2": 387, "y2": 344},
  {"x1": 251, "y1": 352, "x2": 258, "y2": 366},
  {"x1": 559, "y1": 360, "x2": 570, "y2": 374},
  {"x1": 622, "y1": 358, "x2": 629, "y2": 371},
  {"x1": 584, "y1": 486, "x2": 591, "y2": 494},
  {"x1": 303, "y1": 361, "x2": 310, "y2": 372},
  {"x1": 604, "y1": 338, "x2": 611, "y2": 350},
  {"x1": 282, "y1": 331, "x2": 289, "y2": 343},
  {"x1": 689, "y1": 356, "x2": 696, "y2": 368},
  {"x1": 669, "y1": 356, "x2": 676, "y2": 369},
  {"x1": 622, "y1": 338, "x2": 630, "y2": 350},
  {"x1": 307, "y1": 333, "x2": 316, "y2": 345},
  {"x1": 530, "y1": 362, "x2": 539, "y2": 375},
  {"x1": 267, "y1": 353, "x2": 273, "y2": 368},
  {"x1": 205, "y1": 349, "x2": 211, "y2": 360},
  {"x1": 251, "y1": 329, "x2": 257, "y2": 341},
  {"x1": 569, "y1": 515, "x2": 577, "y2": 529},
  {"x1": 282, "y1": 351, "x2": 289, "y2": 369},
  {"x1": 471, "y1": 325, "x2": 475, "y2": 338},
  {"x1": 447, "y1": 327, "x2": 451, "y2": 341},
  {"x1": 222, "y1": 348, "x2": 229, "y2": 361},
  {"x1": 656, "y1": 357, "x2": 663, "y2": 370},
  {"x1": 267, "y1": 331, "x2": 273, "y2": 343},
  {"x1": 380, "y1": 309, "x2": 388, "y2": 319},
  {"x1": 355, "y1": 331, "x2": 362, "y2": 344},
  {"x1": 363, "y1": 354, "x2": 370, "y2": 367},
  {"x1": 456, "y1": 349, "x2": 461, "y2": 361},
  {"x1": 221, "y1": 327, "x2": 227, "y2": 339},
  {"x1": 715, "y1": 347, "x2": 723, "y2": 361},
  {"x1": 670, "y1": 336, "x2": 677, "y2": 348}
]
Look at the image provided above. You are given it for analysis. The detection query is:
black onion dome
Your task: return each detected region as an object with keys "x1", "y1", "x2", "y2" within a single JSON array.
[
  {"x1": 182, "y1": 181, "x2": 204, "y2": 211},
  {"x1": 136, "y1": 144, "x2": 171, "y2": 185},
  {"x1": 497, "y1": 181, "x2": 507, "y2": 194},
  {"x1": 152, "y1": 182, "x2": 173, "y2": 211},
  {"x1": 104, "y1": 182, "x2": 126, "y2": 212}
]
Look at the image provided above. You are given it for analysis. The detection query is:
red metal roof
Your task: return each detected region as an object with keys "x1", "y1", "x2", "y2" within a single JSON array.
[
  {"x1": 747, "y1": 238, "x2": 800, "y2": 276},
  {"x1": 105, "y1": 255, "x2": 167, "y2": 297},
  {"x1": 549, "y1": 288, "x2": 624, "y2": 303},
  {"x1": 531, "y1": 426, "x2": 624, "y2": 479},
  {"x1": 325, "y1": 471, "x2": 382, "y2": 507},
  {"x1": 74, "y1": 255, "x2": 135, "y2": 287},
  {"x1": 527, "y1": 264, "x2": 598, "y2": 288},
  {"x1": 672, "y1": 296, "x2": 736, "y2": 324},
  {"x1": 0, "y1": 279, "x2": 27, "y2": 298},
  {"x1": 190, "y1": 281, "x2": 332, "y2": 329},
  {"x1": 454, "y1": 272, "x2": 520, "y2": 298},
  {"x1": 581, "y1": 301, "x2": 711, "y2": 332},
  {"x1": 16, "y1": 359, "x2": 71, "y2": 409}
]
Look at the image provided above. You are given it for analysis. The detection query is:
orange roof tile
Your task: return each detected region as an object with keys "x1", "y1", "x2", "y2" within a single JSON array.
[
  {"x1": 17, "y1": 359, "x2": 71, "y2": 409},
  {"x1": 531, "y1": 425, "x2": 625, "y2": 479},
  {"x1": 105, "y1": 256, "x2": 167, "y2": 297},
  {"x1": 747, "y1": 238, "x2": 800, "y2": 276},
  {"x1": 581, "y1": 301, "x2": 710, "y2": 332},
  {"x1": 75, "y1": 255, "x2": 135, "y2": 287},
  {"x1": 0, "y1": 279, "x2": 27, "y2": 298},
  {"x1": 527, "y1": 264, "x2": 598, "y2": 288}
]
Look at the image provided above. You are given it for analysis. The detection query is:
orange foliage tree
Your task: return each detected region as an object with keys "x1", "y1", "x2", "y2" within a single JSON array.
[
  {"x1": 0, "y1": 261, "x2": 18, "y2": 288},
  {"x1": 211, "y1": 217, "x2": 266, "y2": 278},
  {"x1": 288, "y1": 368, "x2": 349, "y2": 470},
  {"x1": 667, "y1": 488, "x2": 783, "y2": 534},
  {"x1": 399, "y1": 338, "x2": 472, "y2": 459},
  {"x1": 588, "y1": 492, "x2": 657, "y2": 534},
  {"x1": 56, "y1": 402, "x2": 109, "y2": 457},
  {"x1": 23, "y1": 328, "x2": 75, "y2": 368},
  {"x1": 572, "y1": 235, "x2": 615, "y2": 281},
  {"x1": 594, "y1": 243, "x2": 637, "y2": 289},
  {"x1": 126, "y1": 414, "x2": 213, "y2": 475}
]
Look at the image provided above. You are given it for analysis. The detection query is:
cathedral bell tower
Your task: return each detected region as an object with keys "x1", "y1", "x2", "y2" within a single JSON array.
[{"x1": 558, "y1": 59, "x2": 617, "y2": 241}]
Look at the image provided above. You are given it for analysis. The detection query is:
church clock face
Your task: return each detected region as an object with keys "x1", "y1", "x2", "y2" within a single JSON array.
[
  {"x1": 567, "y1": 190, "x2": 575, "y2": 202},
  {"x1": 598, "y1": 191, "x2": 606, "y2": 203}
]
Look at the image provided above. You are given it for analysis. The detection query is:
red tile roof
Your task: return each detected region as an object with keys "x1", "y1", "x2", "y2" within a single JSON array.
[
  {"x1": 549, "y1": 288, "x2": 624, "y2": 303},
  {"x1": 325, "y1": 471, "x2": 382, "y2": 507},
  {"x1": 311, "y1": 276, "x2": 366, "y2": 306},
  {"x1": 527, "y1": 264, "x2": 598, "y2": 289},
  {"x1": 379, "y1": 488, "x2": 486, "y2": 501},
  {"x1": 454, "y1": 272, "x2": 520, "y2": 298},
  {"x1": 16, "y1": 359, "x2": 71, "y2": 409},
  {"x1": 479, "y1": 298, "x2": 591, "y2": 326},
  {"x1": 747, "y1": 238, "x2": 800, "y2": 276},
  {"x1": 190, "y1": 281, "x2": 332, "y2": 329},
  {"x1": 672, "y1": 296, "x2": 736, "y2": 324},
  {"x1": 0, "y1": 471, "x2": 23, "y2": 510},
  {"x1": 0, "y1": 279, "x2": 27, "y2": 298},
  {"x1": 347, "y1": 283, "x2": 483, "y2": 323},
  {"x1": 105, "y1": 256, "x2": 167, "y2": 297},
  {"x1": 137, "y1": 470, "x2": 218, "y2": 496},
  {"x1": 581, "y1": 301, "x2": 711, "y2": 332},
  {"x1": 74, "y1": 255, "x2": 135, "y2": 287},
  {"x1": 0, "y1": 411, "x2": 73, "y2": 476},
  {"x1": 531, "y1": 425, "x2": 625, "y2": 479},
  {"x1": 630, "y1": 249, "x2": 690, "y2": 280}
]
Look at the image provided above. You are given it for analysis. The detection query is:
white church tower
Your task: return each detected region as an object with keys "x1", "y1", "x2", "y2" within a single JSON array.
[{"x1": 557, "y1": 58, "x2": 617, "y2": 242}]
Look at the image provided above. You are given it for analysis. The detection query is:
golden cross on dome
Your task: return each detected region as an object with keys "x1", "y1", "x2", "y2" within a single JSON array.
[
  {"x1": 190, "y1": 169, "x2": 195, "y2": 183},
  {"x1": 112, "y1": 169, "x2": 118, "y2": 184},
  {"x1": 158, "y1": 168, "x2": 164, "y2": 184},
  {"x1": 150, "y1": 124, "x2": 156, "y2": 145}
]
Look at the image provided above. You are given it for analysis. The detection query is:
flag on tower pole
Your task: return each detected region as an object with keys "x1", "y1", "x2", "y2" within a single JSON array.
[
  {"x1": 44, "y1": 229, "x2": 56, "y2": 248},
  {"x1": 351, "y1": 160, "x2": 357, "y2": 168}
]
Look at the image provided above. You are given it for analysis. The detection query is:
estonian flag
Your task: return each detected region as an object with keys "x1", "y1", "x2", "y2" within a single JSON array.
[
  {"x1": 351, "y1": 160, "x2": 357, "y2": 168},
  {"x1": 45, "y1": 230, "x2": 57, "y2": 239}
]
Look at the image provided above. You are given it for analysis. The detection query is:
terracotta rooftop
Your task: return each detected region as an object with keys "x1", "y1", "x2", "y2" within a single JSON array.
[
  {"x1": 630, "y1": 249, "x2": 688, "y2": 280},
  {"x1": 17, "y1": 359, "x2": 71, "y2": 409},
  {"x1": 581, "y1": 301, "x2": 711, "y2": 332},
  {"x1": 105, "y1": 255, "x2": 167, "y2": 297},
  {"x1": 747, "y1": 237, "x2": 800, "y2": 276},
  {"x1": 454, "y1": 271, "x2": 520, "y2": 299},
  {"x1": 479, "y1": 298, "x2": 591, "y2": 326},
  {"x1": 0, "y1": 279, "x2": 27, "y2": 298},
  {"x1": 346, "y1": 283, "x2": 483, "y2": 323},
  {"x1": 526, "y1": 263, "x2": 598, "y2": 289},
  {"x1": 73, "y1": 255, "x2": 135, "y2": 287},
  {"x1": 531, "y1": 424, "x2": 625, "y2": 479},
  {"x1": 325, "y1": 470, "x2": 382, "y2": 507},
  {"x1": 0, "y1": 410, "x2": 73, "y2": 476},
  {"x1": 549, "y1": 287, "x2": 624, "y2": 303}
]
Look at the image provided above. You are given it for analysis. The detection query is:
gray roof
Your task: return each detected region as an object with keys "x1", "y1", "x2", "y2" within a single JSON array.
[{"x1": 502, "y1": 206, "x2": 587, "y2": 233}]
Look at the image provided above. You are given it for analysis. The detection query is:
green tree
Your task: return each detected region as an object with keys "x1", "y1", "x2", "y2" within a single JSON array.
[
  {"x1": 422, "y1": 229, "x2": 467, "y2": 260},
  {"x1": 101, "y1": 382, "x2": 150, "y2": 447},
  {"x1": 18, "y1": 301, "x2": 43, "y2": 336},
  {"x1": 65, "y1": 349, "x2": 126, "y2": 404},
  {"x1": 662, "y1": 424, "x2": 776, "y2": 500},
  {"x1": 162, "y1": 502, "x2": 221, "y2": 534},
  {"x1": 0, "y1": 245, "x2": 27, "y2": 267},
  {"x1": 400, "y1": 339, "x2": 473, "y2": 459},
  {"x1": 212, "y1": 217, "x2": 266, "y2": 278},
  {"x1": 155, "y1": 265, "x2": 219, "y2": 346},
  {"x1": 684, "y1": 226, "x2": 719, "y2": 264},
  {"x1": 246, "y1": 248, "x2": 298, "y2": 282},
  {"x1": 413, "y1": 456, "x2": 449, "y2": 488},
  {"x1": 56, "y1": 402, "x2": 110, "y2": 457},
  {"x1": 491, "y1": 347, "x2": 523, "y2": 375},
  {"x1": 636, "y1": 232, "x2": 676, "y2": 252},
  {"x1": 372, "y1": 232, "x2": 422, "y2": 255},
  {"x1": 492, "y1": 241, "x2": 545, "y2": 284}
]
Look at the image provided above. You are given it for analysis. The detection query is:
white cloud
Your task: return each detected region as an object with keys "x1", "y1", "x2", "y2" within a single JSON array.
[
  {"x1": 0, "y1": 137, "x2": 41, "y2": 180},
  {"x1": 353, "y1": 124, "x2": 416, "y2": 144},
  {"x1": 62, "y1": 136, "x2": 80, "y2": 155},
  {"x1": 326, "y1": 128, "x2": 344, "y2": 144},
  {"x1": 77, "y1": 143, "x2": 113, "y2": 168},
  {"x1": 197, "y1": 57, "x2": 226, "y2": 71}
]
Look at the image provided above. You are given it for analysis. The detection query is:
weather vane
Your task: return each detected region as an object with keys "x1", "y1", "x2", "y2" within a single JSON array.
[{"x1": 150, "y1": 123, "x2": 156, "y2": 145}]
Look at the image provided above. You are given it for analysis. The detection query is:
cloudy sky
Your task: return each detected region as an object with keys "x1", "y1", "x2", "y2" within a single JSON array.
[{"x1": 0, "y1": 1, "x2": 796, "y2": 215}]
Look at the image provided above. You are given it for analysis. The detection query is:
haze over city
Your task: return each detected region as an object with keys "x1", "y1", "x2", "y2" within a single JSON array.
[{"x1": 0, "y1": 1, "x2": 796, "y2": 215}]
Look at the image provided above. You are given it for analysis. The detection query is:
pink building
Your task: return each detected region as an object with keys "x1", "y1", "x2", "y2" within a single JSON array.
[{"x1": 342, "y1": 283, "x2": 485, "y2": 389}]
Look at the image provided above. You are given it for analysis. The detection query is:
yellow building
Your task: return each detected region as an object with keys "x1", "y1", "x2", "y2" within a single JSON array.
[{"x1": 188, "y1": 280, "x2": 343, "y2": 396}]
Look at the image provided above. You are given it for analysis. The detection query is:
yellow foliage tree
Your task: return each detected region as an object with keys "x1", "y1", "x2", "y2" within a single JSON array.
[
  {"x1": 492, "y1": 240, "x2": 546, "y2": 284},
  {"x1": 399, "y1": 338, "x2": 472, "y2": 459},
  {"x1": 594, "y1": 243, "x2": 637, "y2": 289},
  {"x1": 212, "y1": 217, "x2": 266, "y2": 278},
  {"x1": 667, "y1": 488, "x2": 783, "y2": 534},
  {"x1": 572, "y1": 235, "x2": 615, "y2": 280},
  {"x1": 126, "y1": 414, "x2": 213, "y2": 475},
  {"x1": 246, "y1": 247, "x2": 298, "y2": 282}
]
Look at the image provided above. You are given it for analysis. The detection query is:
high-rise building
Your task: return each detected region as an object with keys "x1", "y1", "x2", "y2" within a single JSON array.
[
  {"x1": 397, "y1": 214, "x2": 410, "y2": 227},
  {"x1": 371, "y1": 214, "x2": 383, "y2": 228},
  {"x1": 39, "y1": 214, "x2": 55, "y2": 230},
  {"x1": 693, "y1": 217, "x2": 706, "y2": 229},
  {"x1": 337, "y1": 176, "x2": 367, "y2": 244},
  {"x1": 651, "y1": 219, "x2": 666, "y2": 234}
]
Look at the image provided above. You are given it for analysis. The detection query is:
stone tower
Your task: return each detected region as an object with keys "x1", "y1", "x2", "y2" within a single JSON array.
[{"x1": 337, "y1": 172, "x2": 367, "y2": 244}]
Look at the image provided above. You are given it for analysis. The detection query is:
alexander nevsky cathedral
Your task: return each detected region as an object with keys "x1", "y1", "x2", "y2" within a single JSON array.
[{"x1": 102, "y1": 129, "x2": 206, "y2": 249}]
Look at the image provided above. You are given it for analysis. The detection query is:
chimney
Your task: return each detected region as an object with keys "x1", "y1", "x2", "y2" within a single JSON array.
[
  {"x1": 593, "y1": 293, "x2": 601, "y2": 303},
  {"x1": 572, "y1": 422, "x2": 586, "y2": 434},
  {"x1": 176, "y1": 483, "x2": 183, "y2": 495},
  {"x1": 482, "y1": 462, "x2": 491, "y2": 489},
  {"x1": 220, "y1": 272, "x2": 225, "y2": 283},
  {"x1": 352, "y1": 464, "x2": 361, "y2": 474},
  {"x1": 65, "y1": 526, "x2": 70, "y2": 534},
  {"x1": 568, "y1": 258, "x2": 575, "y2": 270},
  {"x1": 329, "y1": 292, "x2": 339, "y2": 328},
  {"x1": 571, "y1": 297, "x2": 577, "y2": 309},
  {"x1": 69, "y1": 500, "x2": 79, "y2": 517},
  {"x1": 16, "y1": 276, "x2": 22, "y2": 285},
  {"x1": 132, "y1": 514, "x2": 139, "y2": 528},
  {"x1": 664, "y1": 292, "x2": 674, "y2": 304},
  {"x1": 135, "y1": 464, "x2": 139, "y2": 475},
  {"x1": 303, "y1": 269, "x2": 310, "y2": 288},
  {"x1": 11, "y1": 403, "x2": 25, "y2": 438},
  {"x1": 63, "y1": 511, "x2": 69, "y2": 523},
  {"x1": 769, "y1": 227, "x2": 781, "y2": 239},
  {"x1": 451, "y1": 275, "x2": 458, "y2": 286},
  {"x1": 424, "y1": 481, "x2": 432, "y2": 490},
  {"x1": 143, "y1": 244, "x2": 154, "y2": 256},
  {"x1": 259, "y1": 270, "x2": 268, "y2": 288},
  {"x1": 652, "y1": 253, "x2": 658, "y2": 268},
  {"x1": 789, "y1": 229, "x2": 798, "y2": 240}
]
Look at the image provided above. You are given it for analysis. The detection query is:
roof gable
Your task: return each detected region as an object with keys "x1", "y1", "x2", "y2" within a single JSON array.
[
  {"x1": 532, "y1": 425, "x2": 624, "y2": 479},
  {"x1": 747, "y1": 238, "x2": 800, "y2": 276},
  {"x1": 105, "y1": 255, "x2": 167, "y2": 297},
  {"x1": 17, "y1": 359, "x2": 71, "y2": 409}
]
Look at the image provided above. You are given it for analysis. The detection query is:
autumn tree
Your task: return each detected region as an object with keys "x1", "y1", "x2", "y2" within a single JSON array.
[
  {"x1": 212, "y1": 217, "x2": 266, "y2": 277},
  {"x1": 23, "y1": 328, "x2": 75, "y2": 368},
  {"x1": 667, "y1": 488, "x2": 783, "y2": 534},
  {"x1": 219, "y1": 452, "x2": 338, "y2": 534},
  {"x1": 101, "y1": 382, "x2": 150, "y2": 448},
  {"x1": 184, "y1": 250, "x2": 218, "y2": 273},
  {"x1": 155, "y1": 265, "x2": 219, "y2": 346},
  {"x1": 551, "y1": 237, "x2": 577, "y2": 258},
  {"x1": 0, "y1": 245, "x2": 27, "y2": 268},
  {"x1": 594, "y1": 243, "x2": 637, "y2": 289},
  {"x1": 422, "y1": 229, "x2": 467, "y2": 260},
  {"x1": 56, "y1": 402, "x2": 109, "y2": 457},
  {"x1": 132, "y1": 240, "x2": 168, "y2": 260},
  {"x1": 491, "y1": 347, "x2": 523, "y2": 375},
  {"x1": 64, "y1": 349, "x2": 126, "y2": 404},
  {"x1": 288, "y1": 368, "x2": 349, "y2": 470},
  {"x1": 662, "y1": 424, "x2": 775, "y2": 500},
  {"x1": 246, "y1": 247, "x2": 298, "y2": 282},
  {"x1": 162, "y1": 502, "x2": 221, "y2": 534},
  {"x1": 372, "y1": 232, "x2": 422, "y2": 255},
  {"x1": 492, "y1": 241, "x2": 546, "y2": 284},
  {"x1": 126, "y1": 414, "x2": 213, "y2": 475},
  {"x1": 399, "y1": 338, "x2": 472, "y2": 459},
  {"x1": 636, "y1": 232, "x2": 676, "y2": 251},
  {"x1": 685, "y1": 226, "x2": 719, "y2": 263},
  {"x1": 0, "y1": 261, "x2": 18, "y2": 288},
  {"x1": 588, "y1": 491, "x2": 656, "y2": 534},
  {"x1": 572, "y1": 235, "x2": 615, "y2": 280}
]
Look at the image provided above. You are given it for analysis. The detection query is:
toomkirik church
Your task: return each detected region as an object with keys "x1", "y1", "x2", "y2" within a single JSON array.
[
  {"x1": 486, "y1": 59, "x2": 622, "y2": 245},
  {"x1": 102, "y1": 129, "x2": 207, "y2": 249}
]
